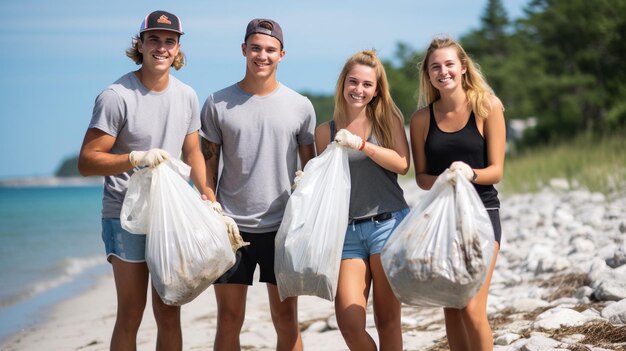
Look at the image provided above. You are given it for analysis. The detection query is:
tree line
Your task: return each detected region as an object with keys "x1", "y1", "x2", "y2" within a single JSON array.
[{"x1": 305, "y1": 0, "x2": 626, "y2": 147}]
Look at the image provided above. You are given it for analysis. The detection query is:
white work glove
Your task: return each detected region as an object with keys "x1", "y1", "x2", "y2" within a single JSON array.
[
  {"x1": 334, "y1": 129, "x2": 364, "y2": 150},
  {"x1": 447, "y1": 161, "x2": 474, "y2": 185},
  {"x1": 209, "y1": 201, "x2": 248, "y2": 253},
  {"x1": 129, "y1": 149, "x2": 170, "y2": 168},
  {"x1": 292, "y1": 170, "x2": 304, "y2": 191}
]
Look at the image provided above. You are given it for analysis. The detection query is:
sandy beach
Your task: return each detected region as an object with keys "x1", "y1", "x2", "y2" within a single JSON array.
[{"x1": 0, "y1": 270, "x2": 444, "y2": 351}]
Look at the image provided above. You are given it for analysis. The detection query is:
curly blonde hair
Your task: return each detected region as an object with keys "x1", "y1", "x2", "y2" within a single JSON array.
[
  {"x1": 418, "y1": 36, "x2": 501, "y2": 119},
  {"x1": 333, "y1": 50, "x2": 404, "y2": 148},
  {"x1": 125, "y1": 34, "x2": 185, "y2": 70}
]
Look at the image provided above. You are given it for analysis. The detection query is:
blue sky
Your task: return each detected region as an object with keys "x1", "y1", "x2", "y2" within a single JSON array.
[{"x1": 0, "y1": 0, "x2": 528, "y2": 179}]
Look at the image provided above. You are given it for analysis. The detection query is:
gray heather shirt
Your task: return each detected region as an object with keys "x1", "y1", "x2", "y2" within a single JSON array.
[
  {"x1": 200, "y1": 83, "x2": 316, "y2": 233},
  {"x1": 329, "y1": 120, "x2": 408, "y2": 219},
  {"x1": 89, "y1": 72, "x2": 200, "y2": 218}
]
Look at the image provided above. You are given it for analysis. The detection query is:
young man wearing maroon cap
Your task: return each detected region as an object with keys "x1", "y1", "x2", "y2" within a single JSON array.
[
  {"x1": 78, "y1": 10, "x2": 210, "y2": 350},
  {"x1": 200, "y1": 18, "x2": 316, "y2": 351}
]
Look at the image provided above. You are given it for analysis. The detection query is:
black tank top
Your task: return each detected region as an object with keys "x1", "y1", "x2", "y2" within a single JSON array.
[{"x1": 424, "y1": 103, "x2": 500, "y2": 208}]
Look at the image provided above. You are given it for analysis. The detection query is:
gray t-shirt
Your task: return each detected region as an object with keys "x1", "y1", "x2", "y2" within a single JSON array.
[
  {"x1": 329, "y1": 120, "x2": 408, "y2": 219},
  {"x1": 200, "y1": 83, "x2": 316, "y2": 233},
  {"x1": 89, "y1": 72, "x2": 200, "y2": 218}
]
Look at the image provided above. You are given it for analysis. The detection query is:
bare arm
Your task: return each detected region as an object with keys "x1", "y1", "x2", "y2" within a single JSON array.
[
  {"x1": 361, "y1": 117, "x2": 410, "y2": 175},
  {"x1": 314, "y1": 122, "x2": 331, "y2": 155},
  {"x1": 201, "y1": 137, "x2": 221, "y2": 202},
  {"x1": 298, "y1": 143, "x2": 316, "y2": 169},
  {"x1": 182, "y1": 131, "x2": 214, "y2": 199},
  {"x1": 78, "y1": 128, "x2": 132, "y2": 176},
  {"x1": 410, "y1": 108, "x2": 438, "y2": 190},
  {"x1": 473, "y1": 96, "x2": 506, "y2": 185}
]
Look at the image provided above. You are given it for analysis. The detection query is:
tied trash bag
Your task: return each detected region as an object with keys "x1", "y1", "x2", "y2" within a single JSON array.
[
  {"x1": 121, "y1": 159, "x2": 236, "y2": 306},
  {"x1": 381, "y1": 169, "x2": 495, "y2": 308},
  {"x1": 275, "y1": 143, "x2": 350, "y2": 301}
]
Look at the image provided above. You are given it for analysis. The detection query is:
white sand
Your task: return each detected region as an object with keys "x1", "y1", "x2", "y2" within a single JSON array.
[{"x1": 0, "y1": 271, "x2": 444, "y2": 350}]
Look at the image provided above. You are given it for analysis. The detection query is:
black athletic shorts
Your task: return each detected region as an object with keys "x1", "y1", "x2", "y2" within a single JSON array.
[
  {"x1": 214, "y1": 231, "x2": 278, "y2": 285},
  {"x1": 487, "y1": 209, "x2": 502, "y2": 246}
]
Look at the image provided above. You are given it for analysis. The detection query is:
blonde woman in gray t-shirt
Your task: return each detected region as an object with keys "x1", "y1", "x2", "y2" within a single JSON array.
[{"x1": 314, "y1": 50, "x2": 410, "y2": 351}]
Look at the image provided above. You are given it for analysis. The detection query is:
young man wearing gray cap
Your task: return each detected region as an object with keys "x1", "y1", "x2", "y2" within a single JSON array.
[
  {"x1": 200, "y1": 18, "x2": 316, "y2": 351},
  {"x1": 78, "y1": 10, "x2": 210, "y2": 350}
]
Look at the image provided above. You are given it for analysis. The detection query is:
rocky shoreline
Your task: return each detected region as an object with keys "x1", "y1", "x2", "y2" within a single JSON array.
[{"x1": 298, "y1": 180, "x2": 626, "y2": 350}]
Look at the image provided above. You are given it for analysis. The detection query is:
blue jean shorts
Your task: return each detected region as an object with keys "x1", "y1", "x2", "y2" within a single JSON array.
[
  {"x1": 102, "y1": 218, "x2": 146, "y2": 263},
  {"x1": 342, "y1": 208, "x2": 409, "y2": 260}
]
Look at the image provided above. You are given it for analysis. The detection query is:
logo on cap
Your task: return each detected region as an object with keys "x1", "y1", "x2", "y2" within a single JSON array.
[{"x1": 157, "y1": 15, "x2": 172, "y2": 25}]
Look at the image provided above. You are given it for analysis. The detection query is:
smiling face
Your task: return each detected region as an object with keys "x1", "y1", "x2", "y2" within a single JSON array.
[
  {"x1": 242, "y1": 33, "x2": 285, "y2": 79},
  {"x1": 343, "y1": 64, "x2": 378, "y2": 108},
  {"x1": 427, "y1": 47, "x2": 467, "y2": 92},
  {"x1": 138, "y1": 30, "x2": 180, "y2": 72}
]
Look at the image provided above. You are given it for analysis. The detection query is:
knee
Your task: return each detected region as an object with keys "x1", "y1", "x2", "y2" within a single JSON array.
[
  {"x1": 336, "y1": 316, "x2": 364, "y2": 343},
  {"x1": 116, "y1": 305, "x2": 145, "y2": 330},
  {"x1": 153, "y1": 303, "x2": 181, "y2": 329},
  {"x1": 217, "y1": 308, "x2": 245, "y2": 331},
  {"x1": 461, "y1": 303, "x2": 488, "y2": 329},
  {"x1": 271, "y1": 309, "x2": 298, "y2": 335},
  {"x1": 374, "y1": 313, "x2": 400, "y2": 336}
]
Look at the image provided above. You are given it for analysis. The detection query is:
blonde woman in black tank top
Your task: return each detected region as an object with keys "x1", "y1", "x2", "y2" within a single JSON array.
[{"x1": 409, "y1": 36, "x2": 506, "y2": 351}]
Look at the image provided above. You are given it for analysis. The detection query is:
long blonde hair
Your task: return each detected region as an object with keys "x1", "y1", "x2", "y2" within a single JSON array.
[
  {"x1": 418, "y1": 36, "x2": 500, "y2": 119},
  {"x1": 333, "y1": 50, "x2": 404, "y2": 148},
  {"x1": 125, "y1": 34, "x2": 185, "y2": 70}
]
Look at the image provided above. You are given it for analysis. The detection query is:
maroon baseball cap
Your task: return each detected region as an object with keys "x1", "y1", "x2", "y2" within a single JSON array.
[
  {"x1": 139, "y1": 10, "x2": 184, "y2": 35},
  {"x1": 244, "y1": 18, "x2": 283, "y2": 47}
]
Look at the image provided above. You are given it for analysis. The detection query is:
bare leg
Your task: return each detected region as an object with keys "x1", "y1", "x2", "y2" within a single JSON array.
[
  {"x1": 444, "y1": 244, "x2": 500, "y2": 351},
  {"x1": 370, "y1": 254, "x2": 402, "y2": 351},
  {"x1": 267, "y1": 284, "x2": 303, "y2": 351},
  {"x1": 110, "y1": 257, "x2": 149, "y2": 351},
  {"x1": 151, "y1": 286, "x2": 181, "y2": 351},
  {"x1": 335, "y1": 258, "x2": 376, "y2": 351},
  {"x1": 213, "y1": 284, "x2": 248, "y2": 351}
]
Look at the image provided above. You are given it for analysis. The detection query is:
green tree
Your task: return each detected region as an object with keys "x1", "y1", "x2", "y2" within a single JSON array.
[
  {"x1": 381, "y1": 43, "x2": 423, "y2": 121},
  {"x1": 519, "y1": 0, "x2": 626, "y2": 141}
]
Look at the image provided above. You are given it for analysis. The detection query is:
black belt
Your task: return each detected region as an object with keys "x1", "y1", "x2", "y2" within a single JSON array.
[{"x1": 349, "y1": 212, "x2": 393, "y2": 225}]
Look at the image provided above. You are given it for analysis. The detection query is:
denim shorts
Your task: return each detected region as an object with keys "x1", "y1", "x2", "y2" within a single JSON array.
[
  {"x1": 102, "y1": 218, "x2": 146, "y2": 263},
  {"x1": 342, "y1": 208, "x2": 409, "y2": 260}
]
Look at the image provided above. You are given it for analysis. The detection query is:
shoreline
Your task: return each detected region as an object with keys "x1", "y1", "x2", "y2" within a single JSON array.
[
  {"x1": 0, "y1": 267, "x2": 444, "y2": 351},
  {"x1": 3, "y1": 182, "x2": 625, "y2": 350},
  {"x1": 0, "y1": 176, "x2": 103, "y2": 188},
  {"x1": 0, "y1": 264, "x2": 109, "y2": 345}
]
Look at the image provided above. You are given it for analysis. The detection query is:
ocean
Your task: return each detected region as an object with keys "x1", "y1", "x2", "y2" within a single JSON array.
[{"x1": 0, "y1": 184, "x2": 108, "y2": 342}]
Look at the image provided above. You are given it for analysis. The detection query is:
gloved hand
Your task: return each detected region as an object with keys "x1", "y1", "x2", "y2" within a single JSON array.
[
  {"x1": 447, "y1": 161, "x2": 474, "y2": 185},
  {"x1": 129, "y1": 149, "x2": 170, "y2": 168},
  {"x1": 209, "y1": 201, "x2": 249, "y2": 253},
  {"x1": 292, "y1": 170, "x2": 304, "y2": 191},
  {"x1": 335, "y1": 129, "x2": 364, "y2": 150}
]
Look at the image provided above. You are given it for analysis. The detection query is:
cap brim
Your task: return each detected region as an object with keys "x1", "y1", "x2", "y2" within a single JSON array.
[{"x1": 140, "y1": 28, "x2": 184, "y2": 35}]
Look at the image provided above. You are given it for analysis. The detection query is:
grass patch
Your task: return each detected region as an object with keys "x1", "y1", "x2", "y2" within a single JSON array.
[
  {"x1": 502, "y1": 131, "x2": 626, "y2": 194},
  {"x1": 546, "y1": 320, "x2": 626, "y2": 350},
  {"x1": 540, "y1": 272, "x2": 589, "y2": 302}
]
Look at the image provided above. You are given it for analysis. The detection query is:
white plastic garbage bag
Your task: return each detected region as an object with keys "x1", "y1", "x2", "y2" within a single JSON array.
[
  {"x1": 121, "y1": 159, "x2": 236, "y2": 306},
  {"x1": 381, "y1": 169, "x2": 495, "y2": 308},
  {"x1": 275, "y1": 143, "x2": 351, "y2": 301}
]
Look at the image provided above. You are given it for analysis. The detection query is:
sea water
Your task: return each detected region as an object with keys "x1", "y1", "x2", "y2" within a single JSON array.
[{"x1": 0, "y1": 185, "x2": 107, "y2": 342}]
